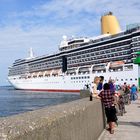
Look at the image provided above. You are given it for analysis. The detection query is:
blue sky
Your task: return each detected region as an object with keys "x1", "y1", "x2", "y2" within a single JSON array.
[{"x1": 0, "y1": 0, "x2": 140, "y2": 85}]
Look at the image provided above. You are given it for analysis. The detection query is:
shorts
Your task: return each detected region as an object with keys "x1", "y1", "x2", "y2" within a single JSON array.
[{"x1": 105, "y1": 106, "x2": 118, "y2": 123}]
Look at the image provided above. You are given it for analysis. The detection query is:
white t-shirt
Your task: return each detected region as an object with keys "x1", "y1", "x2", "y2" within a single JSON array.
[{"x1": 90, "y1": 83, "x2": 100, "y2": 95}]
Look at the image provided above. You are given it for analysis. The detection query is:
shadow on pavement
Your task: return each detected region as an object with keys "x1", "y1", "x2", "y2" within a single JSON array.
[{"x1": 118, "y1": 121, "x2": 140, "y2": 127}]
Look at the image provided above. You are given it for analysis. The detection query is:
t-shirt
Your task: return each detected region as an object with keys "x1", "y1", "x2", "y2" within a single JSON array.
[
  {"x1": 109, "y1": 83, "x2": 115, "y2": 93},
  {"x1": 97, "y1": 83, "x2": 103, "y2": 91},
  {"x1": 90, "y1": 83, "x2": 100, "y2": 96},
  {"x1": 131, "y1": 86, "x2": 137, "y2": 94}
]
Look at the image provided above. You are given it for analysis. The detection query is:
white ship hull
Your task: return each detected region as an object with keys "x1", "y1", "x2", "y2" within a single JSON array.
[{"x1": 8, "y1": 64, "x2": 139, "y2": 92}]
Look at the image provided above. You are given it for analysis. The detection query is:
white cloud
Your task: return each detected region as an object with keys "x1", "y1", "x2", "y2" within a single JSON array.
[
  {"x1": 4, "y1": 0, "x2": 138, "y2": 45},
  {"x1": 13, "y1": 1, "x2": 139, "y2": 19},
  {"x1": 0, "y1": 24, "x2": 83, "y2": 55}
]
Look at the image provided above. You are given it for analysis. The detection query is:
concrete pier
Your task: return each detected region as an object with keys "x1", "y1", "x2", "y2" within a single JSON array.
[{"x1": 0, "y1": 98, "x2": 105, "y2": 140}]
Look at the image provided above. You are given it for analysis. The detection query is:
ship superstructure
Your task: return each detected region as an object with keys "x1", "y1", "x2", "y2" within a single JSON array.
[{"x1": 8, "y1": 12, "x2": 140, "y2": 92}]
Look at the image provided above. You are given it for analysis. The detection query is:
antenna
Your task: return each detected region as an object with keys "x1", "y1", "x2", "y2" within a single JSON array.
[{"x1": 29, "y1": 48, "x2": 34, "y2": 59}]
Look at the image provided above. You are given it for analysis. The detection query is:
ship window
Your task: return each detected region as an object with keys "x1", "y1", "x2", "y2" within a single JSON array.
[
  {"x1": 125, "y1": 79, "x2": 128, "y2": 81},
  {"x1": 135, "y1": 78, "x2": 137, "y2": 81},
  {"x1": 130, "y1": 78, "x2": 132, "y2": 81},
  {"x1": 121, "y1": 79, "x2": 123, "y2": 81}
]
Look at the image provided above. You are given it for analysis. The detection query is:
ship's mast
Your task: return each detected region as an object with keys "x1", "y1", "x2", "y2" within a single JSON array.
[
  {"x1": 26, "y1": 47, "x2": 34, "y2": 59},
  {"x1": 29, "y1": 48, "x2": 34, "y2": 58}
]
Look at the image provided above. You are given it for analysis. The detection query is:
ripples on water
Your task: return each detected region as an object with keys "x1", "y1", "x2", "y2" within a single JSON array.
[{"x1": 0, "y1": 86, "x2": 80, "y2": 117}]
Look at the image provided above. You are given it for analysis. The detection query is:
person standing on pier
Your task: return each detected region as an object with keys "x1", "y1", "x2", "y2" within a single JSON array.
[
  {"x1": 108, "y1": 78, "x2": 116, "y2": 94},
  {"x1": 91, "y1": 76, "x2": 100, "y2": 98},
  {"x1": 97, "y1": 83, "x2": 117, "y2": 134},
  {"x1": 97, "y1": 76, "x2": 104, "y2": 91},
  {"x1": 130, "y1": 84, "x2": 138, "y2": 101}
]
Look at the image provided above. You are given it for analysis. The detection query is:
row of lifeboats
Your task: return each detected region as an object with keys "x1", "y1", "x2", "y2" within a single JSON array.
[
  {"x1": 24, "y1": 61, "x2": 125, "y2": 78},
  {"x1": 67, "y1": 61, "x2": 125, "y2": 74},
  {"x1": 26, "y1": 69, "x2": 62, "y2": 78}
]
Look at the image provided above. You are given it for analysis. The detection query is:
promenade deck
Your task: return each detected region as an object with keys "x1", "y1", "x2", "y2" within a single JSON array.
[{"x1": 99, "y1": 95, "x2": 140, "y2": 140}]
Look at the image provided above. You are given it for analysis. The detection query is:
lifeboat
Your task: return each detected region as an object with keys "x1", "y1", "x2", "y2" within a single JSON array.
[
  {"x1": 44, "y1": 70, "x2": 52, "y2": 76},
  {"x1": 26, "y1": 73, "x2": 31, "y2": 78},
  {"x1": 52, "y1": 69, "x2": 61, "y2": 75},
  {"x1": 110, "y1": 61, "x2": 125, "y2": 68},
  {"x1": 67, "y1": 68, "x2": 76, "y2": 74},
  {"x1": 79, "y1": 65, "x2": 91, "y2": 73},
  {"x1": 37, "y1": 71, "x2": 44, "y2": 77},
  {"x1": 31, "y1": 72, "x2": 38, "y2": 78}
]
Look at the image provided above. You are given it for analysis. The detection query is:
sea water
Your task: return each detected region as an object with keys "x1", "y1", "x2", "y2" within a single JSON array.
[{"x1": 0, "y1": 86, "x2": 80, "y2": 117}]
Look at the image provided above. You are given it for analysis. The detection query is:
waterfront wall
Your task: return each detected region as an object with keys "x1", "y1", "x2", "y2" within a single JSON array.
[{"x1": 0, "y1": 98, "x2": 105, "y2": 140}]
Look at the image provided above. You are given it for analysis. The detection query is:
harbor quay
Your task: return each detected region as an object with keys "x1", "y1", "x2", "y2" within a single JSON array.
[{"x1": 0, "y1": 97, "x2": 105, "y2": 140}]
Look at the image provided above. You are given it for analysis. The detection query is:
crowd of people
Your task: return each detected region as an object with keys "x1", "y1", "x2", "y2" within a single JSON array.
[{"x1": 89, "y1": 76, "x2": 139, "y2": 134}]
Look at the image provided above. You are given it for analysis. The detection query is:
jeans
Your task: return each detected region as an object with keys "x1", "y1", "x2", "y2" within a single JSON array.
[{"x1": 131, "y1": 93, "x2": 138, "y2": 101}]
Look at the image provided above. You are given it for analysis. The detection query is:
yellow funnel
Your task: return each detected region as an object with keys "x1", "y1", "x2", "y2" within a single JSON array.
[{"x1": 101, "y1": 12, "x2": 121, "y2": 35}]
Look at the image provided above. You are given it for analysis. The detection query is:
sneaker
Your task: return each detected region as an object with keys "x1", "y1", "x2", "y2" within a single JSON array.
[{"x1": 106, "y1": 128, "x2": 111, "y2": 131}]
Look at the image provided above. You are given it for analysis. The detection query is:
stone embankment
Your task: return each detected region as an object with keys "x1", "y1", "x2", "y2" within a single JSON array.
[{"x1": 0, "y1": 97, "x2": 105, "y2": 140}]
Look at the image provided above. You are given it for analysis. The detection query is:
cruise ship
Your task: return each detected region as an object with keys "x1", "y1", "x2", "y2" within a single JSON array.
[{"x1": 8, "y1": 12, "x2": 140, "y2": 92}]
